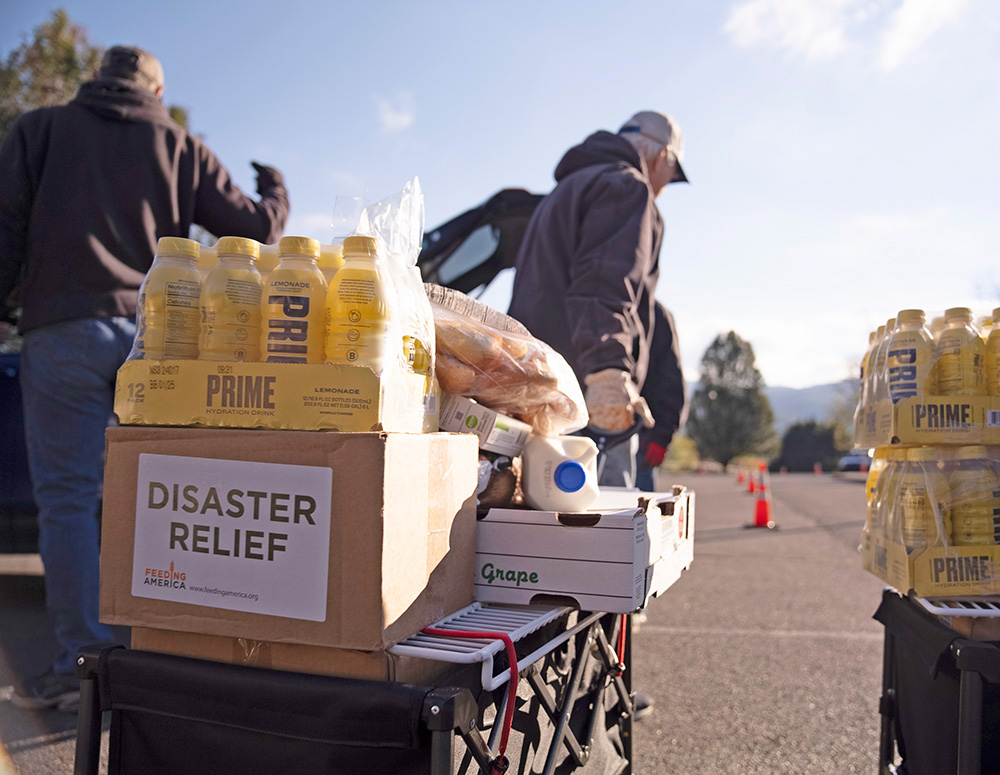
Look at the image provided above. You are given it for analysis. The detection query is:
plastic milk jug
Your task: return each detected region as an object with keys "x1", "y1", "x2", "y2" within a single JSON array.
[
  {"x1": 136, "y1": 237, "x2": 202, "y2": 360},
  {"x1": 199, "y1": 237, "x2": 263, "y2": 362},
  {"x1": 521, "y1": 435, "x2": 600, "y2": 512},
  {"x1": 324, "y1": 236, "x2": 391, "y2": 372},
  {"x1": 261, "y1": 236, "x2": 327, "y2": 364}
]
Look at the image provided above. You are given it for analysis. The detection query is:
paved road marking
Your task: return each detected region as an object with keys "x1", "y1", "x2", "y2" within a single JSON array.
[{"x1": 638, "y1": 625, "x2": 882, "y2": 641}]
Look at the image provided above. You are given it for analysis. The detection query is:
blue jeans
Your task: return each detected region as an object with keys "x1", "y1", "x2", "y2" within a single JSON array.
[
  {"x1": 20, "y1": 317, "x2": 135, "y2": 679},
  {"x1": 597, "y1": 434, "x2": 638, "y2": 489}
]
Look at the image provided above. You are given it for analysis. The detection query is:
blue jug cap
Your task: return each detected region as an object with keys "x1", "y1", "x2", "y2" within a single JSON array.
[{"x1": 553, "y1": 461, "x2": 586, "y2": 493}]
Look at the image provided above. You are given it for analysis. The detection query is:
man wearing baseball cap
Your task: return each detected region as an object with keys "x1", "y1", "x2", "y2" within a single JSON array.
[
  {"x1": 508, "y1": 109, "x2": 689, "y2": 489},
  {"x1": 0, "y1": 45, "x2": 289, "y2": 713}
]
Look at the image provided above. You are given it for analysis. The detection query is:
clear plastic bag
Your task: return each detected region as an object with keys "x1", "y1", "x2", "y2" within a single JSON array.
[{"x1": 425, "y1": 284, "x2": 588, "y2": 436}]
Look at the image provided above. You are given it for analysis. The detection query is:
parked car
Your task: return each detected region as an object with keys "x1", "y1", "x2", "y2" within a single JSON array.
[{"x1": 838, "y1": 448, "x2": 873, "y2": 472}]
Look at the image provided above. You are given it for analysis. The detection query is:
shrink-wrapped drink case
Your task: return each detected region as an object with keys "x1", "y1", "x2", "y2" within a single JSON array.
[
  {"x1": 261, "y1": 237, "x2": 327, "y2": 364},
  {"x1": 984, "y1": 308, "x2": 1000, "y2": 396},
  {"x1": 200, "y1": 237, "x2": 263, "y2": 362},
  {"x1": 133, "y1": 237, "x2": 202, "y2": 360}
]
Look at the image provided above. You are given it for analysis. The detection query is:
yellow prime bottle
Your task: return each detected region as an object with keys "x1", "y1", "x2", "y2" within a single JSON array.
[
  {"x1": 136, "y1": 237, "x2": 202, "y2": 360},
  {"x1": 984, "y1": 308, "x2": 1000, "y2": 395},
  {"x1": 886, "y1": 309, "x2": 934, "y2": 404},
  {"x1": 324, "y1": 235, "x2": 391, "y2": 372},
  {"x1": 899, "y1": 447, "x2": 951, "y2": 548},
  {"x1": 950, "y1": 446, "x2": 1000, "y2": 546},
  {"x1": 261, "y1": 236, "x2": 327, "y2": 364},
  {"x1": 933, "y1": 307, "x2": 985, "y2": 395},
  {"x1": 199, "y1": 237, "x2": 262, "y2": 362}
]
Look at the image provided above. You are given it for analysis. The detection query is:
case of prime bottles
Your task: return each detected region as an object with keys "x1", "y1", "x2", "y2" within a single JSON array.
[
  {"x1": 474, "y1": 486, "x2": 695, "y2": 613},
  {"x1": 855, "y1": 307, "x2": 1000, "y2": 447},
  {"x1": 860, "y1": 444, "x2": 1000, "y2": 597},
  {"x1": 99, "y1": 426, "x2": 479, "y2": 651},
  {"x1": 114, "y1": 359, "x2": 436, "y2": 433}
]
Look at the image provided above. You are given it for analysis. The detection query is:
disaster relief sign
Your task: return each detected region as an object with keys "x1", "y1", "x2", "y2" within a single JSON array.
[{"x1": 132, "y1": 453, "x2": 332, "y2": 620}]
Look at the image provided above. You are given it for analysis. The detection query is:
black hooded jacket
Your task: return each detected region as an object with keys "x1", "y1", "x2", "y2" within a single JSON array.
[
  {"x1": 507, "y1": 130, "x2": 663, "y2": 390},
  {"x1": 0, "y1": 77, "x2": 290, "y2": 333}
]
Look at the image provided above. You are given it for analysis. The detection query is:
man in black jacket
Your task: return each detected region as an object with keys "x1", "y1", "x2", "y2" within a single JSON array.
[
  {"x1": 0, "y1": 46, "x2": 290, "y2": 712},
  {"x1": 508, "y1": 110, "x2": 688, "y2": 486}
]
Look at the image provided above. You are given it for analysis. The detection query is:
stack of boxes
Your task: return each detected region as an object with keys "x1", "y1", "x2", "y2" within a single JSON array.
[{"x1": 859, "y1": 307, "x2": 1000, "y2": 598}]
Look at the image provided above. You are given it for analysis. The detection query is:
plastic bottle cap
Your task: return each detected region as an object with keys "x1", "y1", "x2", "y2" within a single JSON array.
[
  {"x1": 318, "y1": 243, "x2": 344, "y2": 270},
  {"x1": 553, "y1": 461, "x2": 587, "y2": 493},
  {"x1": 278, "y1": 236, "x2": 321, "y2": 259},
  {"x1": 955, "y1": 445, "x2": 989, "y2": 460},
  {"x1": 896, "y1": 309, "x2": 926, "y2": 324},
  {"x1": 993, "y1": 307, "x2": 1000, "y2": 324},
  {"x1": 907, "y1": 447, "x2": 939, "y2": 462},
  {"x1": 216, "y1": 236, "x2": 260, "y2": 259},
  {"x1": 157, "y1": 236, "x2": 200, "y2": 258},
  {"x1": 343, "y1": 235, "x2": 379, "y2": 257},
  {"x1": 945, "y1": 307, "x2": 973, "y2": 321}
]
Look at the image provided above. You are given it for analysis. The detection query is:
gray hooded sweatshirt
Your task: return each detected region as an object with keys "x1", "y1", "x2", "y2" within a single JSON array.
[{"x1": 507, "y1": 130, "x2": 663, "y2": 392}]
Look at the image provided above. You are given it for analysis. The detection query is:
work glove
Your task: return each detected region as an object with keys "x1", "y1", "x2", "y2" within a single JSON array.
[
  {"x1": 645, "y1": 442, "x2": 667, "y2": 468},
  {"x1": 583, "y1": 368, "x2": 655, "y2": 433},
  {"x1": 251, "y1": 161, "x2": 285, "y2": 193}
]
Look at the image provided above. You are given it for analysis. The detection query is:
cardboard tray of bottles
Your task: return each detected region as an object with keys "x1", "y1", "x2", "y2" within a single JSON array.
[
  {"x1": 860, "y1": 442, "x2": 1000, "y2": 598},
  {"x1": 857, "y1": 396, "x2": 1000, "y2": 448},
  {"x1": 473, "y1": 485, "x2": 695, "y2": 613},
  {"x1": 114, "y1": 359, "x2": 436, "y2": 433}
]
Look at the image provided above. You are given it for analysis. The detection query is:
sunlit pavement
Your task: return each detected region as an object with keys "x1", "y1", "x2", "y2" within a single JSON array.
[{"x1": 0, "y1": 471, "x2": 881, "y2": 774}]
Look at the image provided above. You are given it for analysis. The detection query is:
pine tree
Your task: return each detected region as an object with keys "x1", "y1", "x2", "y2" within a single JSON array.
[{"x1": 686, "y1": 331, "x2": 777, "y2": 466}]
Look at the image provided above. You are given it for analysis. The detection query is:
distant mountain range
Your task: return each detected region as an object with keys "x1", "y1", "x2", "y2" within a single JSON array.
[{"x1": 684, "y1": 379, "x2": 859, "y2": 435}]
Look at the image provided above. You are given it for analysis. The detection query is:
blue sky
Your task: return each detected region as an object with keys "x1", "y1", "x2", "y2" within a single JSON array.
[{"x1": 4, "y1": 0, "x2": 999, "y2": 389}]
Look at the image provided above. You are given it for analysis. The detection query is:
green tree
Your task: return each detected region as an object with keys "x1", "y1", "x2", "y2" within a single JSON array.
[
  {"x1": 0, "y1": 9, "x2": 103, "y2": 143},
  {"x1": 773, "y1": 420, "x2": 839, "y2": 472},
  {"x1": 685, "y1": 331, "x2": 777, "y2": 467}
]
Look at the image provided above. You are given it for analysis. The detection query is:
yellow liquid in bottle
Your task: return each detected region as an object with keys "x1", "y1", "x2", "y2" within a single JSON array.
[
  {"x1": 200, "y1": 257, "x2": 263, "y2": 362},
  {"x1": 933, "y1": 310, "x2": 985, "y2": 395},
  {"x1": 950, "y1": 448, "x2": 1000, "y2": 546},
  {"x1": 899, "y1": 449, "x2": 951, "y2": 548},
  {"x1": 261, "y1": 259, "x2": 327, "y2": 364},
  {"x1": 324, "y1": 238, "x2": 391, "y2": 371},
  {"x1": 887, "y1": 311, "x2": 934, "y2": 404},
  {"x1": 985, "y1": 326, "x2": 1000, "y2": 396},
  {"x1": 138, "y1": 259, "x2": 202, "y2": 360}
]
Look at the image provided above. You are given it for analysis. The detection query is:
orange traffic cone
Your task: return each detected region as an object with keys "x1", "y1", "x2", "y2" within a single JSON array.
[
  {"x1": 737, "y1": 467, "x2": 745, "y2": 485},
  {"x1": 745, "y1": 465, "x2": 777, "y2": 529},
  {"x1": 813, "y1": 462, "x2": 823, "y2": 475}
]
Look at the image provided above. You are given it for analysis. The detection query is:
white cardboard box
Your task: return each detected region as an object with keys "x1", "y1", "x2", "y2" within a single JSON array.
[{"x1": 474, "y1": 486, "x2": 695, "y2": 613}]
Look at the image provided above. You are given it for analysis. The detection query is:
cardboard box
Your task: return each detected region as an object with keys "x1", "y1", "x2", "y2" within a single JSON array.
[
  {"x1": 861, "y1": 529, "x2": 1000, "y2": 597},
  {"x1": 114, "y1": 359, "x2": 438, "y2": 433},
  {"x1": 131, "y1": 627, "x2": 448, "y2": 684},
  {"x1": 857, "y1": 395, "x2": 1000, "y2": 447},
  {"x1": 474, "y1": 486, "x2": 695, "y2": 613},
  {"x1": 438, "y1": 393, "x2": 531, "y2": 456},
  {"x1": 101, "y1": 427, "x2": 478, "y2": 650}
]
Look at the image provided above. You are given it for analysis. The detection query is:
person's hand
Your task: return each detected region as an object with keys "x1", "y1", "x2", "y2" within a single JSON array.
[
  {"x1": 645, "y1": 442, "x2": 667, "y2": 468},
  {"x1": 583, "y1": 368, "x2": 654, "y2": 433},
  {"x1": 251, "y1": 161, "x2": 285, "y2": 192}
]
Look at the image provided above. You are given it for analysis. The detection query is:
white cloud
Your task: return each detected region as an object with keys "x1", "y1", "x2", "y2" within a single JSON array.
[
  {"x1": 724, "y1": 0, "x2": 969, "y2": 68},
  {"x1": 877, "y1": 0, "x2": 967, "y2": 70},
  {"x1": 373, "y1": 91, "x2": 416, "y2": 134},
  {"x1": 724, "y1": 0, "x2": 862, "y2": 61}
]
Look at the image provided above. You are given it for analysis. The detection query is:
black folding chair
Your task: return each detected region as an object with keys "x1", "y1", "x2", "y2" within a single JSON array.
[{"x1": 874, "y1": 588, "x2": 1000, "y2": 775}]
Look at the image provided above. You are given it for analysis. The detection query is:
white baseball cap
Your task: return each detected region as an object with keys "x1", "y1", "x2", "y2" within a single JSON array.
[{"x1": 618, "y1": 111, "x2": 688, "y2": 184}]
